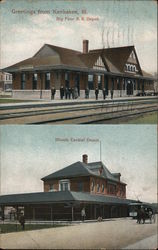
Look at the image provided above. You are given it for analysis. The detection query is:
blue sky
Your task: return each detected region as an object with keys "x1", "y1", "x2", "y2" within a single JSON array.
[
  {"x1": 0, "y1": 125, "x2": 157, "y2": 203},
  {"x1": 0, "y1": 0, "x2": 157, "y2": 73}
]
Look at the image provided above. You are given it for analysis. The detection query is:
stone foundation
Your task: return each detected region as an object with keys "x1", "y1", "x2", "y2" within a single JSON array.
[{"x1": 12, "y1": 89, "x2": 139, "y2": 100}]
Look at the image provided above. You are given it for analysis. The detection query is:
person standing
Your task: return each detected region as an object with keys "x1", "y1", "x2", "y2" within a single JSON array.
[
  {"x1": 102, "y1": 88, "x2": 106, "y2": 100},
  {"x1": 110, "y1": 89, "x2": 114, "y2": 99},
  {"x1": 60, "y1": 85, "x2": 64, "y2": 100},
  {"x1": 74, "y1": 87, "x2": 78, "y2": 99},
  {"x1": 85, "y1": 88, "x2": 90, "y2": 99},
  {"x1": 81, "y1": 208, "x2": 86, "y2": 222},
  {"x1": 51, "y1": 87, "x2": 56, "y2": 100},
  {"x1": 65, "y1": 87, "x2": 69, "y2": 99},
  {"x1": 68, "y1": 87, "x2": 71, "y2": 99},
  {"x1": 95, "y1": 87, "x2": 99, "y2": 100},
  {"x1": 19, "y1": 214, "x2": 25, "y2": 230}
]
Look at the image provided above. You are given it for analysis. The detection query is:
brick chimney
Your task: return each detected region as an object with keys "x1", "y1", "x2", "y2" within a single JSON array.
[
  {"x1": 83, "y1": 40, "x2": 89, "y2": 53},
  {"x1": 82, "y1": 154, "x2": 88, "y2": 164}
]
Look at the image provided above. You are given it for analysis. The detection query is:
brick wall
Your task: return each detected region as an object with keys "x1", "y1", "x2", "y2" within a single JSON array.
[
  {"x1": 13, "y1": 73, "x2": 21, "y2": 89},
  {"x1": 43, "y1": 177, "x2": 90, "y2": 192},
  {"x1": 70, "y1": 177, "x2": 90, "y2": 192},
  {"x1": 44, "y1": 180, "x2": 59, "y2": 192},
  {"x1": 90, "y1": 176, "x2": 108, "y2": 195}
]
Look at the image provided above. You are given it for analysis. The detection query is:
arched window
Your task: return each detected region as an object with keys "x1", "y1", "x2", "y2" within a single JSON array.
[
  {"x1": 91, "y1": 180, "x2": 95, "y2": 191},
  {"x1": 97, "y1": 183, "x2": 100, "y2": 192},
  {"x1": 101, "y1": 184, "x2": 104, "y2": 192},
  {"x1": 128, "y1": 65, "x2": 130, "y2": 71}
]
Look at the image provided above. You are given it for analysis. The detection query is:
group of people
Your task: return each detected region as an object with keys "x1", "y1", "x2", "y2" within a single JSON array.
[
  {"x1": 94, "y1": 88, "x2": 114, "y2": 100},
  {"x1": 137, "y1": 206, "x2": 153, "y2": 224},
  {"x1": 51, "y1": 86, "x2": 114, "y2": 100},
  {"x1": 51, "y1": 86, "x2": 79, "y2": 100}
]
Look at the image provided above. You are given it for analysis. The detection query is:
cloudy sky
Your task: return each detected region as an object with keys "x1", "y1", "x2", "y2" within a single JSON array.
[
  {"x1": 0, "y1": 0, "x2": 157, "y2": 73},
  {"x1": 0, "y1": 125, "x2": 157, "y2": 203}
]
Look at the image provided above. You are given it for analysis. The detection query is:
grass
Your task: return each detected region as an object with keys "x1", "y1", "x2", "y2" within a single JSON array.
[
  {"x1": 127, "y1": 112, "x2": 158, "y2": 124},
  {"x1": 0, "y1": 223, "x2": 66, "y2": 234}
]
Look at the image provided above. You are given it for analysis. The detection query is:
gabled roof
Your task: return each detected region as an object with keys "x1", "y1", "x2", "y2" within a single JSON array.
[
  {"x1": 3, "y1": 43, "x2": 153, "y2": 80},
  {"x1": 41, "y1": 160, "x2": 126, "y2": 185},
  {"x1": 0, "y1": 191, "x2": 134, "y2": 206},
  {"x1": 90, "y1": 46, "x2": 142, "y2": 75}
]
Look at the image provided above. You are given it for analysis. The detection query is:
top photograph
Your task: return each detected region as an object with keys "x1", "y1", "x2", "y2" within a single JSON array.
[{"x1": 0, "y1": 0, "x2": 157, "y2": 124}]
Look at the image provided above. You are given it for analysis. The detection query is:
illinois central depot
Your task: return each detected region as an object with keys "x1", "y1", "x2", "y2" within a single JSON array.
[
  {"x1": 3, "y1": 40, "x2": 154, "y2": 100},
  {"x1": 0, "y1": 154, "x2": 136, "y2": 221}
]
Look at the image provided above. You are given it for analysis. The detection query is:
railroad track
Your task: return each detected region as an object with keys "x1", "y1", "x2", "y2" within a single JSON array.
[{"x1": 0, "y1": 98, "x2": 157, "y2": 124}]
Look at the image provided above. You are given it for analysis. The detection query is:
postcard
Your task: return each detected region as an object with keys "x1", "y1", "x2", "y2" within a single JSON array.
[
  {"x1": 0, "y1": 0, "x2": 157, "y2": 250},
  {"x1": 0, "y1": 0, "x2": 157, "y2": 124}
]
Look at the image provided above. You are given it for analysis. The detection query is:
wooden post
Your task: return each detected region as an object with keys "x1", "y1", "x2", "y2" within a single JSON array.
[
  {"x1": 50, "y1": 206, "x2": 53, "y2": 221},
  {"x1": 71, "y1": 205, "x2": 74, "y2": 221},
  {"x1": 94, "y1": 205, "x2": 97, "y2": 219},
  {"x1": 33, "y1": 207, "x2": 35, "y2": 220}
]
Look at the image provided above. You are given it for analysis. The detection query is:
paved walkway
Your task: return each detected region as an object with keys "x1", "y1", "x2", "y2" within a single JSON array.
[
  {"x1": 0, "y1": 218, "x2": 157, "y2": 249},
  {"x1": 123, "y1": 234, "x2": 158, "y2": 249}
]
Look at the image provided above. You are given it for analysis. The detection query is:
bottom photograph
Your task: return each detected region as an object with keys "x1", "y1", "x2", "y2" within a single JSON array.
[{"x1": 0, "y1": 125, "x2": 157, "y2": 249}]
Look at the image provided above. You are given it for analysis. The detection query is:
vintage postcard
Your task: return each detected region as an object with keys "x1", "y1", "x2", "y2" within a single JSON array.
[
  {"x1": 0, "y1": 0, "x2": 157, "y2": 124},
  {"x1": 0, "y1": 0, "x2": 157, "y2": 249},
  {"x1": 0, "y1": 125, "x2": 157, "y2": 249}
]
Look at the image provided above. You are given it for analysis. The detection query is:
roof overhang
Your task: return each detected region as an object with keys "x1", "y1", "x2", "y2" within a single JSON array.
[
  {"x1": 0, "y1": 191, "x2": 134, "y2": 207},
  {"x1": 2, "y1": 65, "x2": 155, "y2": 81}
]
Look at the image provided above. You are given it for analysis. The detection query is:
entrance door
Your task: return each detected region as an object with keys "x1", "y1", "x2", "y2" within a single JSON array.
[
  {"x1": 45, "y1": 73, "x2": 50, "y2": 90},
  {"x1": 126, "y1": 80, "x2": 133, "y2": 95}
]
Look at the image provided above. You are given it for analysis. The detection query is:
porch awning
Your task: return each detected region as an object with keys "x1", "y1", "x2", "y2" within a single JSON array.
[{"x1": 0, "y1": 191, "x2": 136, "y2": 206}]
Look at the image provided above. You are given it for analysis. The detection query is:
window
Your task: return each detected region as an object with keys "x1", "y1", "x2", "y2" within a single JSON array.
[
  {"x1": 91, "y1": 180, "x2": 95, "y2": 191},
  {"x1": 97, "y1": 183, "x2": 100, "y2": 192},
  {"x1": 32, "y1": 73, "x2": 37, "y2": 90},
  {"x1": 59, "y1": 179, "x2": 70, "y2": 191},
  {"x1": 123, "y1": 78, "x2": 125, "y2": 90},
  {"x1": 78, "y1": 182, "x2": 83, "y2": 192},
  {"x1": 49, "y1": 184, "x2": 54, "y2": 192},
  {"x1": 45, "y1": 73, "x2": 50, "y2": 89},
  {"x1": 98, "y1": 75, "x2": 102, "y2": 90},
  {"x1": 88, "y1": 74, "x2": 94, "y2": 90},
  {"x1": 65, "y1": 72, "x2": 69, "y2": 81},
  {"x1": 101, "y1": 184, "x2": 104, "y2": 192},
  {"x1": 107, "y1": 183, "x2": 116, "y2": 195},
  {"x1": 21, "y1": 73, "x2": 26, "y2": 90},
  {"x1": 117, "y1": 78, "x2": 120, "y2": 90}
]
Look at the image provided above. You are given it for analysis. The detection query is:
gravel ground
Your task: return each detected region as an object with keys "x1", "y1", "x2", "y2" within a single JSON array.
[{"x1": 0, "y1": 217, "x2": 157, "y2": 249}]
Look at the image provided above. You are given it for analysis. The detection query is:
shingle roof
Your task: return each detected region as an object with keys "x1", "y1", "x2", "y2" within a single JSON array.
[
  {"x1": 41, "y1": 161, "x2": 99, "y2": 181},
  {"x1": 41, "y1": 160, "x2": 126, "y2": 185},
  {"x1": 0, "y1": 191, "x2": 134, "y2": 206},
  {"x1": 3, "y1": 43, "x2": 154, "y2": 80}
]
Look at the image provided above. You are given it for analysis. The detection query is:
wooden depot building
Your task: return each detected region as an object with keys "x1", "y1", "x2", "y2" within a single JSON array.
[
  {"x1": 0, "y1": 154, "x2": 136, "y2": 221},
  {"x1": 3, "y1": 40, "x2": 155, "y2": 100}
]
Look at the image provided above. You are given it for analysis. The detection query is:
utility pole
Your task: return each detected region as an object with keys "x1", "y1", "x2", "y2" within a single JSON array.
[{"x1": 100, "y1": 141, "x2": 102, "y2": 162}]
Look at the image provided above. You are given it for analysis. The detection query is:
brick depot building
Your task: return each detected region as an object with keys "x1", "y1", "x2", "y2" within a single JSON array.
[
  {"x1": 0, "y1": 154, "x2": 136, "y2": 221},
  {"x1": 3, "y1": 40, "x2": 154, "y2": 100}
]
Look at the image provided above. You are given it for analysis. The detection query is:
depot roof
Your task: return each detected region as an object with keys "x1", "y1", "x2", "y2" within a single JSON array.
[
  {"x1": 0, "y1": 191, "x2": 135, "y2": 206},
  {"x1": 41, "y1": 161, "x2": 126, "y2": 185},
  {"x1": 3, "y1": 43, "x2": 154, "y2": 81}
]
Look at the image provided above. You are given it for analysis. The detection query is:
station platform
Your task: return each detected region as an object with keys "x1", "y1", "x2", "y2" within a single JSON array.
[{"x1": 0, "y1": 96, "x2": 157, "y2": 110}]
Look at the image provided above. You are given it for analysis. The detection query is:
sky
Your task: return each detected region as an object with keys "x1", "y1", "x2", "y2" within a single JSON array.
[
  {"x1": 0, "y1": 125, "x2": 157, "y2": 203},
  {"x1": 0, "y1": 0, "x2": 157, "y2": 73}
]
